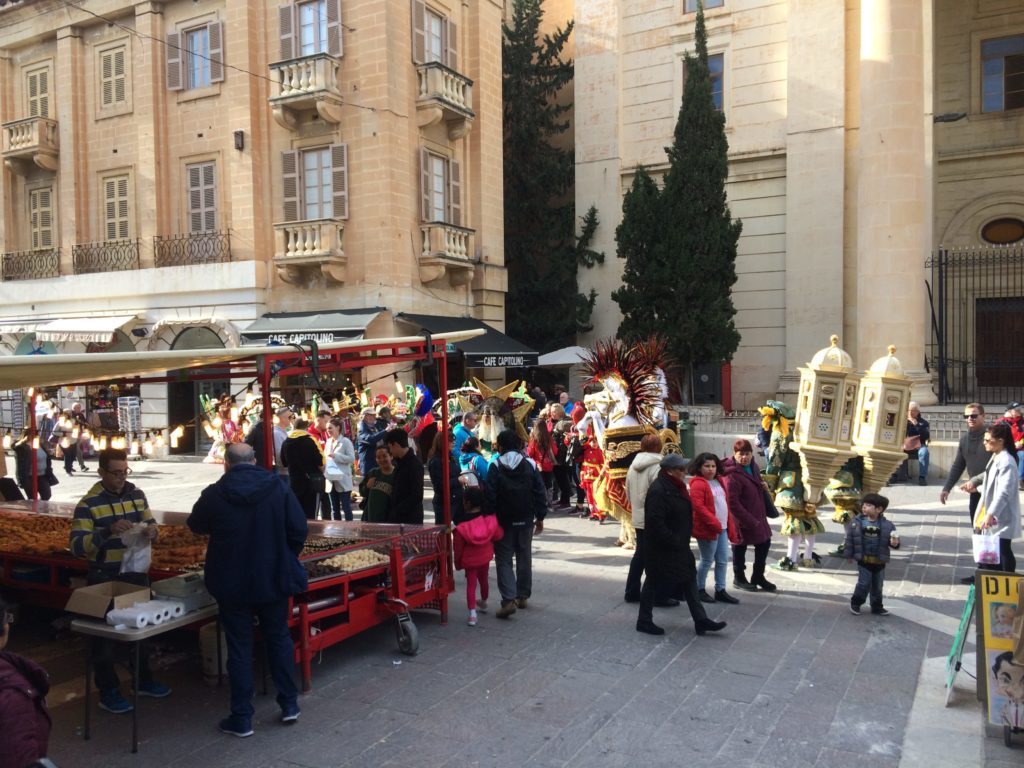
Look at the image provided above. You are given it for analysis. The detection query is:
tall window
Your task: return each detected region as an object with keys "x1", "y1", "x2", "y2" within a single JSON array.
[
  {"x1": 29, "y1": 187, "x2": 53, "y2": 250},
  {"x1": 684, "y1": 0, "x2": 723, "y2": 11},
  {"x1": 166, "y1": 22, "x2": 224, "y2": 91},
  {"x1": 103, "y1": 175, "x2": 130, "y2": 241},
  {"x1": 186, "y1": 27, "x2": 211, "y2": 89},
  {"x1": 419, "y1": 148, "x2": 461, "y2": 226},
  {"x1": 411, "y1": 1, "x2": 457, "y2": 70},
  {"x1": 302, "y1": 148, "x2": 332, "y2": 219},
  {"x1": 99, "y1": 45, "x2": 127, "y2": 108},
  {"x1": 298, "y1": 0, "x2": 327, "y2": 55},
  {"x1": 425, "y1": 9, "x2": 444, "y2": 64},
  {"x1": 426, "y1": 153, "x2": 445, "y2": 220},
  {"x1": 278, "y1": 0, "x2": 342, "y2": 60},
  {"x1": 26, "y1": 66, "x2": 49, "y2": 118},
  {"x1": 682, "y1": 52, "x2": 725, "y2": 111},
  {"x1": 281, "y1": 145, "x2": 349, "y2": 222},
  {"x1": 982, "y1": 35, "x2": 1024, "y2": 113},
  {"x1": 187, "y1": 162, "x2": 217, "y2": 233}
]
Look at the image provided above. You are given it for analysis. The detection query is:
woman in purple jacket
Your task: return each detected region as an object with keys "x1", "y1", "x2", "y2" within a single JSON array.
[
  {"x1": 721, "y1": 439, "x2": 776, "y2": 592},
  {"x1": 0, "y1": 595, "x2": 51, "y2": 768}
]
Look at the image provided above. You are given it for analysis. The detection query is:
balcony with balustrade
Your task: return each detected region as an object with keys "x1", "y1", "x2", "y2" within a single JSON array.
[
  {"x1": 273, "y1": 219, "x2": 346, "y2": 285},
  {"x1": 71, "y1": 239, "x2": 141, "y2": 275},
  {"x1": 419, "y1": 222, "x2": 475, "y2": 286},
  {"x1": 269, "y1": 53, "x2": 344, "y2": 129},
  {"x1": 2, "y1": 117, "x2": 59, "y2": 173},
  {"x1": 1, "y1": 248, "x2": 60, "y2": 281},
  {"x1": 415, "y1": 62, "x2": 474, "y2": 139}
]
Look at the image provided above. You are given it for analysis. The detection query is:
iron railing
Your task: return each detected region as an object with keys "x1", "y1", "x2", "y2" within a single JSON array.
[
  {"x1": 927, "y1": 244, "x2": 1024, "y2": 404},
  {"x1": 72, "y1": 239, "x2": 140, "y2": 274},
  {"x1": 154, "y1": 231, "x2": 231, "y2": 267},
  {"x1": 1, "y1": 248, "x2": 59, "y2": 281}
]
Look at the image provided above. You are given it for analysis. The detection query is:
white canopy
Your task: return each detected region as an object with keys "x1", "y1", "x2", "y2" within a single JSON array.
[
  {"x1": 537, "y1": 345, "x2": 588, "y2": 367},
  {"x1": 34, "y1": 315, "x2": 138, "y2": 344}
]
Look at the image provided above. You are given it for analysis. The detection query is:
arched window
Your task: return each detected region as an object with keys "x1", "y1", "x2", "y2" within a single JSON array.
[{"x1": 981, "y1": 217, "x2": 1024, "y2": 245}]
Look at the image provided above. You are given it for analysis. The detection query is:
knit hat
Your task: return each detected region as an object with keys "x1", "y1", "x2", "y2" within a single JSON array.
[{"x1": 571, "y1": 402, "x2": 586, "y2": 424}]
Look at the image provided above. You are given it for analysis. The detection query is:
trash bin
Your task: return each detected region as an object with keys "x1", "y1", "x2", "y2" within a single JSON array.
[{"x1": 677, "y1": 412, "x2": 696, "y2": 459}]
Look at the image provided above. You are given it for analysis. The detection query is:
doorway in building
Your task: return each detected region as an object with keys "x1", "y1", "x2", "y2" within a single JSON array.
[{"x1": 167, "y1": 327, "x2": 228, "y2": 455}]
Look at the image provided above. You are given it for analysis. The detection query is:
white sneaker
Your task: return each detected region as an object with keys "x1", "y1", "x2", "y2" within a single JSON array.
[
  {"x1": 477, "y1": 599, "x2": 488, "y2": 613},
  {"x1": 467, "y1": 610, "x2": 477, "y2": 627}
]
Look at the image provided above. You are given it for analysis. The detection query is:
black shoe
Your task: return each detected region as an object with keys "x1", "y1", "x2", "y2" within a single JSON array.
[
  {"x1": 849, "y1": 603, "x2": 861, "y2": 615},
  {"x1": 653, "y1": 598, "x2": 680, "y2": 608},
  {"x1": 753, "y1": 577, "x2": 777, "y2": 592},
  {"x1": 733, "y1": 578, "x2": 757, "y2": 592},
  {"x1": 636, "y1": 620, "x2": 665, "y2": 635},
  {"x1": 624, "y1": 592, "x2": 640, "y2": 604},
  {"x1": 698, "y1": 589, "x2": 716, "y2": 604},
  {"x1": 715, "y1": 590, "x2": 739, "y2": 604},
  {"x1": 959, "y1": 575, "x2": 975, "y2": 586},
  {"x1": 694, "y1": 618, "x2": 727, "y2": 635},
  {"x1": 918, "y1": 478, "x2": 927, "y2": 486},
  {"x1": 871, "y1": 606, "x2": 891, "y2": 616}
]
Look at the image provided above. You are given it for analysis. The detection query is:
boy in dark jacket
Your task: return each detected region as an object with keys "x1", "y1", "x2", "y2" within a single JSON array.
[
  {"x1": 845, "y1": 493, "x2": 900, "y2": 616},
  {"x1": 385, "y1": 428, "x2": 424, "y2": 524}
]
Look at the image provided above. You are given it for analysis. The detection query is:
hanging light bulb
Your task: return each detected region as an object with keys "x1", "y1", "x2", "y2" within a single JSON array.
[
  {"x1": 2, "y1": 434, "x2": 11, "y2": 449},
  {"x1": 98, "y1": 435, "x2": 108, "y2": 450},
  {"x1": 32, "y1": 436, "x2": 39, "y2": 450},
  {"x1": 130, "y1": 440, "x2": 140, "y2": 455},
  {"x1": 230, "y1": 406, "x2": 239, "y2": 423},
  {"x1": 203, "y1": 421, "x2": 216, "y2": 439}
]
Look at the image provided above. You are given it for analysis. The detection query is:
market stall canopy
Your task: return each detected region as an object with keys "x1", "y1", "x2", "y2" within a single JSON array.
[
  {"x1": 0, "y1": 330, "x2": 485, "y2": 390},
  {"x1": 241, "y1": 308, "x2": 384, "y2": 345},
  {"x1": 537, "y1": 345, "x2": 588, "y2": 367},
  {"x1": 396, "y1": 313, "x2": 538, "y2": 368},
  {"x1": 33, "y1": 315, "x2": 138, "y2": 344}
]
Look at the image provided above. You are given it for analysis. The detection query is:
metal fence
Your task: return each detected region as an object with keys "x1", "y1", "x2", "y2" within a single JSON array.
[
  {"x1": 927, "y1": 245, "x2": 1024, "y2": 404},
  {"x1": 1, "y1": 248, "x2": 59, "y2": 280},
  {"x1": 72, "y1": 239, "x2": 140, "y2": 274},
  {"x1": 154, "y1": 231, "x2": 231, "y2": 267}
]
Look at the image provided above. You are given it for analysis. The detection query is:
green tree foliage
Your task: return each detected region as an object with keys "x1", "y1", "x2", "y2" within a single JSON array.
[
  {"x1": 503, "y1": 0, "x2": 603, "y2": 352},
  {"x1": 612, "y1": 2, "x2": 741, "y2": 398}
]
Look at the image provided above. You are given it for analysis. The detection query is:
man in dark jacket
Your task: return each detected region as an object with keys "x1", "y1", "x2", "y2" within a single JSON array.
[
  {"x1": 637, "y1": 453, "x2": 726, "y2": 637},
  {"x1": 485, "y1": 429, "x2": 548, "y2": 618},
  {"x1": 188, "y1": 444, "x2": 308, "y2": 738},
  {"x1": 280, "y1": 418, "x2": 324, "y2": 519},
  {"x1": 385, "y1": 428, "x2": 424, "y2": 524},
  {"x1": 357, "y1": 407, "x2": 390, "y2": 477},
  {"x1": 0, "y1": 595, "x2": 51, "y2": 767}
]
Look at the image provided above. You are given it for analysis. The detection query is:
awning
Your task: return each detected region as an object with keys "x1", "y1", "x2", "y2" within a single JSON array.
[
  {"x1": 0, "y1": 318, "x2": 51, "y2": 335},
  {"x1": 34, "y1": 315, "x2": 138, "y2": 344},
  {"x1": 396, "y1": 313, "x2": 538, "y2": 368},
  {"x1": 538, "y1": 345, "x2": 588, "y2": 367},
  {"x1": 241, "y1": 308, "x2": 384, "y2": 346}
]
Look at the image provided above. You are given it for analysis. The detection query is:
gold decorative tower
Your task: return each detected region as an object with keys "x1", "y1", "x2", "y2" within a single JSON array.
[{"x1": 852, "y1": 346, "x2": 913, "y2": 494}]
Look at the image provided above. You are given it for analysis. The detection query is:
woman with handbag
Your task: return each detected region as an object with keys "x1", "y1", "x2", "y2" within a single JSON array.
[
  {"x1": 721, "y1": 439, "x2": 776, "y2": 592},
  {"x1": 897, "y1": 402, "x2": 930, "y2": 485},
  {"x1": 325, "y1": 418, "x2": 355, "y2": 521},
  {"x1": 962, "y1": 422, "x2": 1020, "y2": 573}
]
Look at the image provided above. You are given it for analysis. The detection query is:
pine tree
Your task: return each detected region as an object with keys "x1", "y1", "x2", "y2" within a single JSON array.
[
  {"x1": 502, "y1": 0, "x2": 603, "y2": 353},
  {"x1": 613, "y1": 3, "x2": 741, "y2": 399}
]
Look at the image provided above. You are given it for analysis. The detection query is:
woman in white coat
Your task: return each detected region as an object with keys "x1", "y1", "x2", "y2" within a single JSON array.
[
  {"x1": 325, "y1": 417, "x2": 356, "y2": 521},
  {"x1": 965, "y1": 421, "x2": 1020, "y2": 573}
]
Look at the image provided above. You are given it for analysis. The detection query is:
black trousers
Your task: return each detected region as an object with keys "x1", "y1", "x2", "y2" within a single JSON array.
[
  {"x1": 732, "y1": 539, "x2": 771, "y2": 582},
  {"x1": 552, "y1": 466, "x2": 571, "y2": 506},
  {"x1": 62, "y1": 444, "x2": 78, "y2": 473},
  {"x1": 638, "y1": 573, "x2": 706, "y2": 626}
]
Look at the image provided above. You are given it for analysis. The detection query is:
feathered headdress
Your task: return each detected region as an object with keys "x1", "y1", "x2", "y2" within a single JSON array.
[
  {"x1": 634, "y1": 335, "x2": 674, "y2": 373},
  {"x1": 579, "y1": 338, "x2": 662, "y2": 426}
]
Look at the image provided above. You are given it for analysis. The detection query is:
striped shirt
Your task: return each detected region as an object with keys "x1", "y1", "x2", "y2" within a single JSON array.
[{"x1": 70, "y1": 481, "x2": 154, "y2": 576}]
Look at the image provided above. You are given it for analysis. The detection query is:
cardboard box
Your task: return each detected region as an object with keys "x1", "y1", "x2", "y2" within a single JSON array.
[{"x1": 65, "y1": 582, "x2": 151, "y2": 619}]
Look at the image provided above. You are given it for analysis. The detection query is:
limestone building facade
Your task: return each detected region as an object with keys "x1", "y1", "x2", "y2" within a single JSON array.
[
  {"x1": 574, "y1": 0, "x2": 1024, "y2": 408},
  {"x1": 0, "y1": 0, "x2": 510, "y2": 450}
]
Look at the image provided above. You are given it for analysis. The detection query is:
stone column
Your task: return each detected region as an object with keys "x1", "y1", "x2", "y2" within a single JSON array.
[
  {"x1": 135, "y1": 2, "x2": 167, "y2": 269},
  {"x1": 56, "y1": 26, "x2": 84, "y2": 274},
  {"x1": 855, "y1": 0, "x2": 932, "y2": 402}
]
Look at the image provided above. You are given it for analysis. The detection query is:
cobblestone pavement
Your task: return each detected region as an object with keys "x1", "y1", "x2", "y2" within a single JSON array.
[{"x1": 8, "y1": 460, "x2": 1021, "y2": 767}]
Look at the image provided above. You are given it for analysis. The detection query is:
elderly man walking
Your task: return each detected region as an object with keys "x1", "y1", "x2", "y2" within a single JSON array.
[
  {"x1": 188, "y1": 444, "x2": 308, "y2": 738},
  {"x1": 940, "y1": 403, "x2": 988, "y2": 585}
]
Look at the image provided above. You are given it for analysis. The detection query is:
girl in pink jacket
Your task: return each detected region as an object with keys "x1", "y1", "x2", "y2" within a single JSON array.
[{"x1": 453, "y1": 487, "x2": 504, "y2": 626}]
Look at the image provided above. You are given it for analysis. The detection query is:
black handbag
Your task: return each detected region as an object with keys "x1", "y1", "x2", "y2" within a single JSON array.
[{"x1": 762, "y1": 488, "x2": 779, "y2": 519}]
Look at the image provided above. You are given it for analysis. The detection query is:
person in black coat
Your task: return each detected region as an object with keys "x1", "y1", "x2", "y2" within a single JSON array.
[
  {"x1": 385, "y1": 428, "x2": 424, "y2": 524},
  {"x1": 279, "y1": 418, "x2": 325, "y2": 520},
  {"x1": 637, "y1": 453, "x2": 727, "y2": 637},
  {"x1": 187, "y1": 444, "x2": 308, "y2": 737},
  {"x1": 426, "y1": 430, "x2": 463, "y2": 525}
]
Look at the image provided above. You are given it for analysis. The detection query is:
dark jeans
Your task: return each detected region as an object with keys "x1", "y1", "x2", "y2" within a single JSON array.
[
  {"x1": 852, "y1": 563, "x2": 884, "y2": 609},
  {"x1": 289, "y1": 480, "x2": 318, "y2": 520},
  {"x1": 62, "y1": 444, "x2": 78, "y2": 473},
  {"x1": 552, "y1": 466, "x2": 571, "y2": 506},
  {"x1": 625, "y1": 529, "x2": 646, "y2": 600},
  {"x1": 979, "y1": 538, "x2": 1017, "y2": 574},
  {"x1": 88, "y1": 571, "x2": 153, "y2": 692},
  {"x1": 638, "y1": 573, "x2": 707, "y2": 626},
  {"x1": 573, "y1": 464, "x2": 585, "y2": 505},
  {"x1": 495, "y1": 523, "x2": 533, "y2": 602},
  {"x1": 219, "y1": 599, "x2": 298, "y2": 720},
  {"x1": 733, "y1": 539, "x2": 771, "y2": 582},
  {"x1": 329, "y1": 489, "x2": 353, "y2": 521}
]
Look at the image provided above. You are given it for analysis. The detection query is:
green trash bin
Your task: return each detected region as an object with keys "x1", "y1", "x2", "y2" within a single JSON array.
[{"x1": 677, "y1": 412, "x2": 696, "y2": 459}]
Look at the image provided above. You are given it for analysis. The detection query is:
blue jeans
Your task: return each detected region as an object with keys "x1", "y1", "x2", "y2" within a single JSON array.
[
  {"x1": 852, "y1": 564, "x2": 885, "y2": 609},
  {"x1": 219, "y1": 599, "x2": 298, "y2": 721},
  {"x1": 329, "y1": 489, "x2": 353, "y2": 521},
  {"x1": 916, "y1": 445, "x2": 930, "y2": 480},
  {"x1": 696, "y1": 530, "x2": 730, "y2": 593}
]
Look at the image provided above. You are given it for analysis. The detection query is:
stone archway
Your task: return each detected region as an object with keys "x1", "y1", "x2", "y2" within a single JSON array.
[{"x1": 166, "y1": 326, "x2": 229, "y2": 455}]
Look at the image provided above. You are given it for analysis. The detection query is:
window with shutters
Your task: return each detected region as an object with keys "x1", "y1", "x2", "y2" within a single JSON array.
[
  {"x1": 187, "y1": 162, "x2": 217, "y2": 233},
  {"x1": 25, "y1": 65, "x2": 50, "y2": 119},
  {"x1": 102, "y1": 174, "x2": 131, "y2": 241},
  {"x1": 278, "y1": 0, "x2": 343, "y2": 60},
  {"x1": 418, "y1": 148, "x2": 461, "y2": 226},
  {"x1": 97, "y1": 41, "x2": 132, "y2": 117},
  {"x1": 982, "y1": 35, "x2": 1024, "y2": 113},
  {"x1": 411, "y1": 1, "x2": 458, "y2": 71},
  {"x1": 167, "y1": 20, "x2": 224, "y2": 92},
  {"x1": 29, "y1": 187, "x2": 54, "y2": 251},
  {"x1": 280, "y1": 145, "x2": 349, "y2": 222}
]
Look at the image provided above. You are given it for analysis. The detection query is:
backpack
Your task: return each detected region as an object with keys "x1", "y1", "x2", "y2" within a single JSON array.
[{"x1": 566, "y1": 433, "x2": 584, "y2": 463}]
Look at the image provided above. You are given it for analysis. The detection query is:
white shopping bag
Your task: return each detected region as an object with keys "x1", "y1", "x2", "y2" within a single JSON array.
[{"x1": 119, "y1": 523, "x2": 153, "y2": 574}]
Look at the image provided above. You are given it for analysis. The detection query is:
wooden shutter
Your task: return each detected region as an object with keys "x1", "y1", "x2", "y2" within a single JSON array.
[
  {"x1": 38, "y1": 69, "x2": 49, "y2": 118},
  {"x1": 419, "y1": 148, "x2": 431, "y2": 222},
  {"x1": 113, "y1": 48, "x2": 126, "y2": 104},
  {"x1": 105, "y1": 176, "x2": 130, "y2": 241},
  {"x1": 27, "y1": 68, "x2": 49, "y2": 118},
  {"x1": 188, "y1": 162, "x2": 217, "y2": 233},
  {"x1": 330, "y1": 144, "x2": 348, "y2": 220},
  {"x1": 411, "y1": 0, "x2": 426, "y2": 64},
  {"x1": 30, "y1": 188, "x2": 53, "y2": 250},
  {"x1": 279, "y1": 4, "x2": 296, "y2": 60},
  {"x1": 208, "y1": 21, "x2": 225, "y2": 83},
  {"x1": 326, "y1": 0, "x2": 343, "y2": 57},
  {"x1": 101, "y1": 50, "x2": 113, "y2": 106},
  {"x1": 447, "y1": 157, "x2": 461, "y2": 226},
  {"x1": 445, "y1": 18, "x2": 457, "y2": 71},
  {"x1": 166, "y1": 31, "x2": 183, "y2": 90},
  {"x1": 282, "y1": 150, "x2": 300, "y2": 222}
]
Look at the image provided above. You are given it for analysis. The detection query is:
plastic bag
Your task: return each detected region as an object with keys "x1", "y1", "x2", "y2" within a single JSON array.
[
  {"x1": 324, "y1": 458, "x2": 344, "y2": 482},
  {"x1": 972, "y1": 529, "x2": 1003, "y2": 565},
  {"x1": 119, "y1": 523, "x2": 153, "y2": 574}
]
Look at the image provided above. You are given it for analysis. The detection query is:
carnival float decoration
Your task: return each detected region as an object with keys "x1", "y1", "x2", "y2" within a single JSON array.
[{"x1": 445, "y1": 378, "x2": 534, "y2": 453}]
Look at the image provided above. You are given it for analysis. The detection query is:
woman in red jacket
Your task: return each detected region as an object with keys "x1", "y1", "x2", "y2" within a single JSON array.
[
  {"x1": 689, "y1": 453, "x2": 740, "y2": 606},
  {"x1": 527, "y1": 420, "x2": 556, "y2": 503},
  {"x1": 0, "y1": 595, "x2": 51, "y2": 768}
]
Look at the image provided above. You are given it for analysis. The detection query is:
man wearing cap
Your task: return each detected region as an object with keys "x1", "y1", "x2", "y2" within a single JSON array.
[
  {"x1": 940, "y1": 403, "x2": 988, "y2": 585},
  {"x1": 357, "y1": 407, "x2": 390, "y2": 478},
  {"x1": 636, "y1": 452, "x2": 726, "y2": 637},
  {"x1": 451, "y1": 412, "x2": 478, "y2": 459}
]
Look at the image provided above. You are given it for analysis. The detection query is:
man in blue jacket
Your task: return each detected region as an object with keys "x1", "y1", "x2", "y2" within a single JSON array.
[{"x1": 187, "y1": 444, "x2": 308, "y2": 738}]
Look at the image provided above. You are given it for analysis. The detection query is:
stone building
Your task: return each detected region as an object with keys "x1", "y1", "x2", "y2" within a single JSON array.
[
  {"x1": 574, "y1": 0, "x2": 1024, "y2": 408},
  {"x1": 0, "y1": 0, "x2": 520, "y2": 452}
]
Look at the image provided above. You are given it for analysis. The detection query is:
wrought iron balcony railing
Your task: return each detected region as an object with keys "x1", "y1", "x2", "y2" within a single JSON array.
[
  {"x1": 269, "y1": 53, "x2": 343, "y2": 127},
  {"x1": 1, "y1": 248, "x2": 60, "y2": 281},
  {"x1": 72, "y1": 239, "x2": 140, "y2": 275},
  {"x1": 154, "y1": 231, "x2": 231, "y2": 267},
  {"x1": 1, "y1": 116, "x2": 59, "y2": 172}
]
